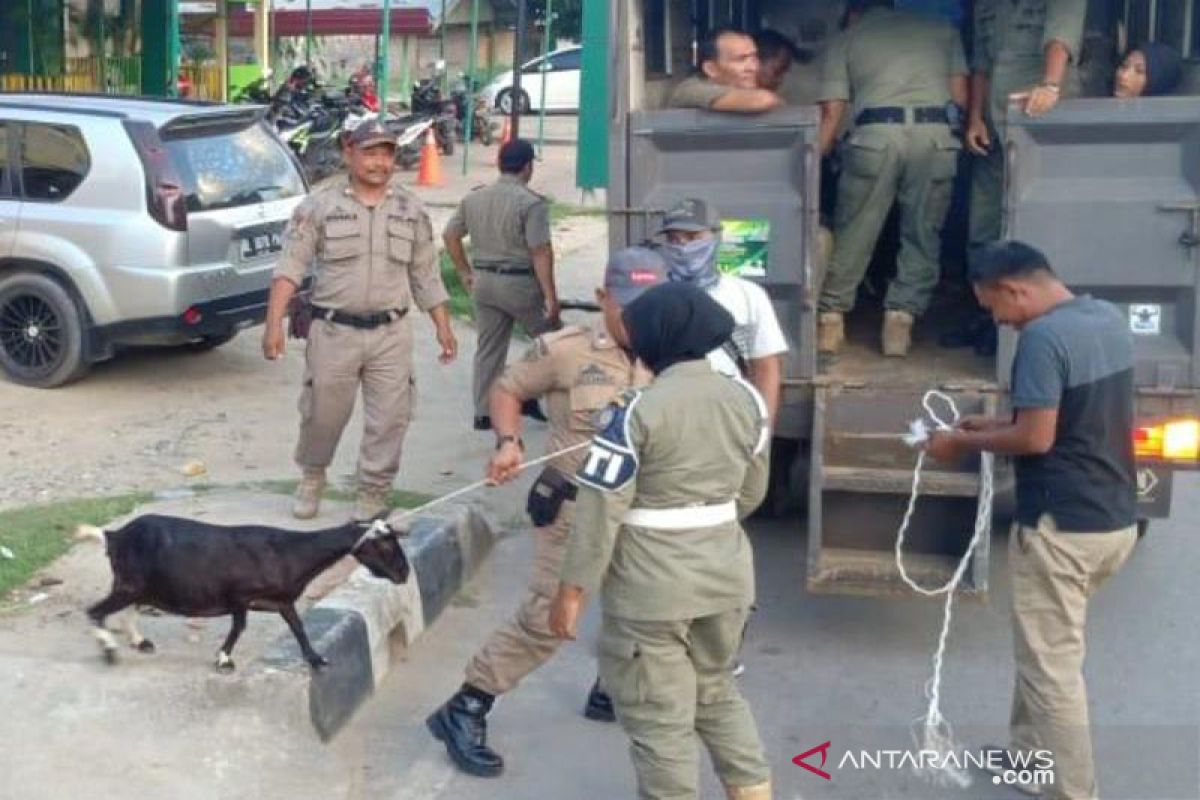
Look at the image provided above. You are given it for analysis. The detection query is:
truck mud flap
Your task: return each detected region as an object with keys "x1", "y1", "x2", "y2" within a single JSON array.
[{"x1": 807, "y1": 387, "x2": 995, "y2": 598}]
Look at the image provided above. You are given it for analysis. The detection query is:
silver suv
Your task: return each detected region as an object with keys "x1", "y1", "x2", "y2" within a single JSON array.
[{"x1": 0, "y1": 94, "x2": 307, "y2": 387}]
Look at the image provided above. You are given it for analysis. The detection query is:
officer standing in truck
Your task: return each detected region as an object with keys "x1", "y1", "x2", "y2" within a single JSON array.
[
  {"x1": 815, "y1": 0, "x2": 969, "y2": 359},
  {"x1": 263, "y1": 120, "x2": 457, "y2": 522},
  {"x1": 966, "y1": 0, "x2": 1087, "y2": 257}
]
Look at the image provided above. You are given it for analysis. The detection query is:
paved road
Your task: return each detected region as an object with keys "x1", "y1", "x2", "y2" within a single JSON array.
[{"x1": 345, "y1": 475, "x2": 1200, "y2": 800}]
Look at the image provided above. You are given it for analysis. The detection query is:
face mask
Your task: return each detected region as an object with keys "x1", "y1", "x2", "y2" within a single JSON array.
[{"x1": 662, "y1": 236, "x2": 720, "y2": 289}]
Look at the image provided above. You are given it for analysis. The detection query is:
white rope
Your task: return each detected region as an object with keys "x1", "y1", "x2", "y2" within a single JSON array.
[
  {"x1": 895, "y1": 390, "x2": 995, "y2": 789},
  {"x1": 390, "y1": 441, "x2": 592, "y2": 522}
]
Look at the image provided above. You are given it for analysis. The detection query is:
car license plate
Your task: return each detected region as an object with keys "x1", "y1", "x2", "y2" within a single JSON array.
[{"x1": 239, "y1": 228, "x2": 284, "y2": 261}]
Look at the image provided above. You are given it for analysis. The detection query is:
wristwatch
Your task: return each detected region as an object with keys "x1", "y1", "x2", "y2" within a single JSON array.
[{"x1": 495, "y1": 434, "x2": 524, "y2": 451}]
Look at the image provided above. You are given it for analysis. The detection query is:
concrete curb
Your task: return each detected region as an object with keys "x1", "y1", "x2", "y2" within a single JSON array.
[{"x1": 258, "y1": 503, "x2": 495, "y2": 741}]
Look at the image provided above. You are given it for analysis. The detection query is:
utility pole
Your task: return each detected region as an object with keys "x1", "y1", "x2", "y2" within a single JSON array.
[
  {"x1": 379, "y1": 0, "x2": 392, "y2": 117},
  {"x1": 509, "y1": 0, "x2": 526, "y2": 138}
]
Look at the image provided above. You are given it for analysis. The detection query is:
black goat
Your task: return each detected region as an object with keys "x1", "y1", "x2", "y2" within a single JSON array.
[{"x1": 77, "y1": 514, "x2": 409, "y2": 672}]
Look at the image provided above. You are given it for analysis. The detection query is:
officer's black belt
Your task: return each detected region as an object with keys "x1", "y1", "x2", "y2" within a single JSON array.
[
  {"x1": 475, "y1": 264, "x2": 533, "y2": 275},
  {"x1": 856, "y1": 106, "x2": 949, "y2": 126},
  {"x1": 310, "y1": 305, "x2": 408, "y2": 329}
]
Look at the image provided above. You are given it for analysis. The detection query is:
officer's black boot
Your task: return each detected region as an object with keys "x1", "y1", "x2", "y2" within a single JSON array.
[
  {"x1": 520, "y1": 399, "x2": 548, "y2": 422},
  {"x1": 583, "y1": 678, "x2": 616, "y2": 723},
  {"x1": 426, "y1": 684, "x2": 504, "y2": 778}
]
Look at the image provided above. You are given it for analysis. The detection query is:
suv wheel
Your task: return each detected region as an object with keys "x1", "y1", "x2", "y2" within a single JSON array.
[
  {"x1": 0, "y1": 272, "x2": 89, "y2": 388},
  {"x1": 497, "y1": 89, "x2": 529, "y2": 115}
]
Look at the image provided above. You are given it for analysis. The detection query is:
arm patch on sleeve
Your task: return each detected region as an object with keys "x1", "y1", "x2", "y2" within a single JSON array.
[{"x1": 575, "y1": 391, "x2": 642, "y2": 492}]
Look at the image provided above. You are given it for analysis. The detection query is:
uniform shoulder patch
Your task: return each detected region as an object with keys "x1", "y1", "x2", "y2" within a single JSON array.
[{"x1": 575, "y1": 391, "x2": 642, "y2": 492}]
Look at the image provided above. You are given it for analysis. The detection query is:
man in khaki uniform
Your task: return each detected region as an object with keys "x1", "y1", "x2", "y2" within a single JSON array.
[
  {"x1": 967, "y1": 0, "x2": 1087, "y2": 251},
  {"x1": 443, "y1": 138, "x2": 559, "y2": 431},
  {"x1": 938, "y1": 0, "x2": 1086, "y2": 356},
  {"x1": 263, "y1": 121, "x2": 457, "y2": 521},
  {"x1": 816, "y1": 0, "x2": 969, "y2": 358},
  {"x1": 551, "y1": 282, "x2": 772, "y2": 800},
  {"x1": 669, "y1": 28, "x2": 784, "y2": 113},
  {"x1": 425, "y1": 248, "x2": 667, "y2": 778}
]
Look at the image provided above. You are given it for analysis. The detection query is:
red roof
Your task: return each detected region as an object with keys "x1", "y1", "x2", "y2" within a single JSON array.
[{"x1": 227, "y1": 8, "x2": 433, "y2": 37}]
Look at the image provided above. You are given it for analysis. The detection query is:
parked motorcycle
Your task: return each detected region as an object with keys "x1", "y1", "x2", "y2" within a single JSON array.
[
  {"x1": 410, "y1": 78, "x2": 456, "y2": 156},
  {"x1": 450, "y1": 75, "x2": 494, "y2": 145}
]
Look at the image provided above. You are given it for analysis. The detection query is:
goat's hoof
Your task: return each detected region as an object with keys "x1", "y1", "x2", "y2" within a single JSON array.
[
  {"x1": 215, "y1": 654, "x2": 236, "y2": 674},
  {"x1": 307, "y1": 655, "x2": 330, "y2": 670},
  {"x1": 103, "y1": 647, "x2": 119, "y2": 665},
  {"x1": 135, "y1": 639, "x2": 156, "y2": 654}
]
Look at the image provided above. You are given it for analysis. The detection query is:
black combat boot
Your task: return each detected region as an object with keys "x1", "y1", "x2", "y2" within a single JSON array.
[
  {"x1": 583, "y1": 678, "x2": 616, "y2": 723},
  {"x1": 426, "y1": 685, "x2": 504, "y2": 778}
]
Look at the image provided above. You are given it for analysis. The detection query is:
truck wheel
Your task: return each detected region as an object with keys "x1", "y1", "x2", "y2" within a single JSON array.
[{"x1": 0, "y1": 272, "x2": 89, "y2": 388}]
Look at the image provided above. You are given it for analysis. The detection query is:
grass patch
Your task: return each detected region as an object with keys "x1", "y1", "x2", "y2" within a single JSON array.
[
  {"x1": 440, "y1": 251, "x2": 475, "y2": 321},
  {"x1": 0, "y1": 493, "x2": 151, "y2": 599},
  {"x1": 550, "y1": 202, "x2": 606, "y2": 225}
]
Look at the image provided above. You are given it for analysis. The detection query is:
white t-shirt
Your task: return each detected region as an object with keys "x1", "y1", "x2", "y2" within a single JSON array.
[{"x1": 705, "y1": 275, "x2": 789, "y2": 376}]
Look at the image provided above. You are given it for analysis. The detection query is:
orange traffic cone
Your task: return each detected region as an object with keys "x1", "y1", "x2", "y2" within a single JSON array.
[{"x1": 416, "y1": 128, "x2": 444, "y2": 187}]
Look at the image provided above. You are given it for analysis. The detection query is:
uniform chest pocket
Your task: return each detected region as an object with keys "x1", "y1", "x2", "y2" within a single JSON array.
[
  {"x1": 569, "y1": 383, "x2": 620, "y2": 432},
  {"x1": 387, "y1": 217, "x2": 416, "y2": 264},
  {"x1": 322, "y1": 219, "x2": 364, "y2": 261}
]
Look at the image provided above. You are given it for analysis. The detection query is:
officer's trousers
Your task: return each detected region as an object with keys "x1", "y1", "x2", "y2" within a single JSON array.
[
  {"x1": 599, "y1": 609, "x2": 769, "y2": 800},
  {"x1": 464, "y1": 500, "x2": 575, "y2": 695},
  {"x1": 819, "y1": 124, "x2": 959, "y2": 316},
  {"x1": 968, "y1": 131, "x2": 1004, "y2": 256},
  {"x1": 1009, "y1": 514, "x2": 1137, "y2": 800},
  {"x1": 294, "y1": 317, "x2": 414, "y2": 490},
  {"x1": 472, "y1": 271, "x2": 549, "y2": 417}
]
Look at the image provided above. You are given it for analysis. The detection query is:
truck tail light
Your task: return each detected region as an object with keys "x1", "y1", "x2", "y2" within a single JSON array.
[
  {"x1": 123, "y1": 120, "x2": 188, "y2": 232},
  {"x1": 1135, "y1": 418, "x2": 1200, "y2": 462}
]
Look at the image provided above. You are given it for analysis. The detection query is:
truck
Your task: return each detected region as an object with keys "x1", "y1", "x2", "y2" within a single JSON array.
[{"x1": 591, "y1": 0, "x2": 1200, "y2": 597}]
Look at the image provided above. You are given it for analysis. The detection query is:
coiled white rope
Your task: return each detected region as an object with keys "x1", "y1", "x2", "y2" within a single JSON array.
[
  {"x1": 896, "y1": 390, "x2": 995, "y2": 788},
  {"x1": 391, "y1": 441, "x2": 592, "y2": 522}
]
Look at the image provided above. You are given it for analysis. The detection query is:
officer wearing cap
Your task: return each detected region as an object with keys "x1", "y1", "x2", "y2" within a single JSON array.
[
  {"x1": 815, "y1": 0, "x2": 969, "y2": 359},
  {"x1": 550, "y1": 281, "x2": 773, "y2": 800},
  {"x1": 264, "y1": 119, "x2": 457, "y2": 521},
  {"x1": 426, "y1": 247, "x2": 667, "y2": 778},
  {"x1": 657, "y1": 198, "x2": 788, "y2": 426},
  {"x1": 443, "y1": 138, "x2": 559, "y2": 431}
]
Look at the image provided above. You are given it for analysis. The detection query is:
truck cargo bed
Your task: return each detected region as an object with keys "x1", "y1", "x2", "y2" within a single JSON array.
[{"x1": 817, "y1": 307, "x2": 994, "y2": 389}]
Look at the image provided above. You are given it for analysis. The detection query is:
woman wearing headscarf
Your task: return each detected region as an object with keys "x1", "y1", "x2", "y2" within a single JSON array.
[
  {"x1": 549, "y1": 282, "x2": 774, "y2": 800},
  {"x1": 1114, "y1": 41, "x2": 1183, "y2": 98}
]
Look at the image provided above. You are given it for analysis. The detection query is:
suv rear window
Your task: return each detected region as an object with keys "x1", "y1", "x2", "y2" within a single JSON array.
[
  {"x1": 20, "y1": 123, "x2": 89, "y2": 202},
  {"x1": 164, "y1": 121, "x2": 305, "y2": 212}
]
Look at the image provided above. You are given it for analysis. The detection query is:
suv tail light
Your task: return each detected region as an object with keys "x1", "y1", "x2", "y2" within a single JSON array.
[
  {"x1": 123, "y1": 120, "x2": 188, "y2": 232},
  {"x1": 1135, "y1": 418, "x2": 1200, "y2": 462}
]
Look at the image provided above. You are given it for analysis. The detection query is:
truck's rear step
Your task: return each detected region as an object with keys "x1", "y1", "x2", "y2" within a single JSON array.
[{"x1": 807, "y1": 387, "x2": 996, "y2": 597}]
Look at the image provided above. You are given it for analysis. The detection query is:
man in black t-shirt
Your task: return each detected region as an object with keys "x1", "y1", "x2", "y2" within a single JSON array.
[{"x1": 928, "y1": 241, "x2": 1137, "y2": 800}]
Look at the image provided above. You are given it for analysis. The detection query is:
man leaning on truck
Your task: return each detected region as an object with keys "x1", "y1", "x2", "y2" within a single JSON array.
[
  {"x1": 668, "y1": 28, "x2": 785, "y2": 114},
  {"x1": 927, "y1": 241, "x2": 1137, "y2": 800}
]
